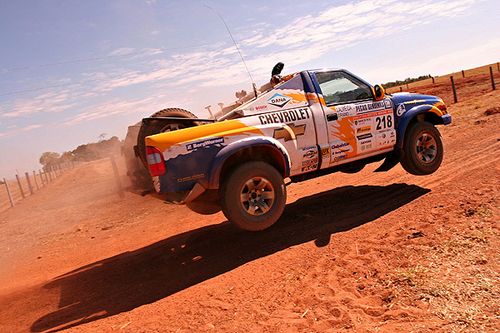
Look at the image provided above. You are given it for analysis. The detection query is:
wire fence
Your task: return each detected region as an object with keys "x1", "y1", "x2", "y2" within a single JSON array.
[
  {"x1": 0, "y1": 155, "x2": 131, "y2": 214},
  {"x1": 0, "y1": 162, "x2": 76, "y2": 212},
  {"x1": 386, "y1": 63, "x2": 499, "y2": 105}
]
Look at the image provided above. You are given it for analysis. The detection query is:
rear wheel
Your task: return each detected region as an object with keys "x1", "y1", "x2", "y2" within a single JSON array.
[
  {"x1": 220, "y1": 161, "x2": 286, "y2": 231},
  {"x1": 400, "y1": 121, "x2": 443, "y2": 175}
]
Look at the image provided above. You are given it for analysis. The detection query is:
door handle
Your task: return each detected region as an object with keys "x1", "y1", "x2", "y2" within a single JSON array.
[{"x1": 327, "y1": 113, "x2": 338, "y2": 122}]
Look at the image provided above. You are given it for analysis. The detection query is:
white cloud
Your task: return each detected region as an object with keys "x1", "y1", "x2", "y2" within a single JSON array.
[
  {"x1": 0, "y1": 0, "x2": 480, "y2": 125},
  {"x1": 363, "y1": 39, "x2": 500, "y2": 82},
  {"x1": 62, "y1": 96, "x2": 177, "y2": 126},
  {"x1": 88, "y1": 0, "x2": 477, "y2": 92},
  {"x1": 240, "y1": 0, "x2": 477, "y2": 64},
  {"x1": 107, "y1": 47, "x2": 135, "y2": 56},
  {"x1": 1, "y1": 90, "x2": 75, "y2": 118},
  {"x1": 0, "y1": 123, "x2": 44, "y2": 138}
]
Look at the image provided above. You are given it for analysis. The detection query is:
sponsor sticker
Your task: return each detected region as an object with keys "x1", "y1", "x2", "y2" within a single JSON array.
[
  {"x1": 360, "y1": 144, "x2": 372, "y2": 151},
  {"x1": 177, "y1": 173, "x2": 205, "y2": 183},
  {"x1": 301, "y1": 164, "x2": 318, "y2": 172},
  {"x1": 355, "y1": 101, "x2": 387, "y2": 114},
  {"x1": 302, "y1": 147, "x2": 318, "y2": 159},
  {"x1": 356, "y1": 126, "x2": 371, "y2": 134},
  {"x1": 186, "y1": 137, "x2": 224, "y2": 151},
  {"x1": 259, "y1": 107, "x2": 310, "y2": 125},
  {"x1": 354, "y1": 117, "x2": 372, "y2": 126},
  {"x1": 384, "y1": 99, "x2": 392, "y2": 108},
  {"x1": 335, "y1": 104, "x2": 355, "y2": 119},
  {"x1": 331, "y1": 140, "x2": 352, "y2": 161},
  {"x1": 396, "y1": 104, "x2": 406, "y2": 116},
  {"x1": 331, "y1": 141, "x2": 350, "y2": 150},
  {"x1": 375, "y1": 130, "x2": 396, "y2": 147},
  {"x1": 332, "y1": 155, "x2": 347, "y2": 162},
  {"x1": 356, "y1": 133, "x2": 373, "y2": 141},
  {"x1": 301, "y1": 158, "x2": 318, "y2": 167},
  {"x1": 333, "y1": 149, "x2": 349, "y2": 156},
  {"x1": 267, "y1": 93, "x2": 291, "y2": 107},
  {"x1": 255, "y1": 105, "x2": 268, "y2": 111}
]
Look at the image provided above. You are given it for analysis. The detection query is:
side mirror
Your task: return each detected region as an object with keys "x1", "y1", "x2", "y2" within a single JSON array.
[{"x1": 373, "y1": 84, "x2": 385, "y2": 101}]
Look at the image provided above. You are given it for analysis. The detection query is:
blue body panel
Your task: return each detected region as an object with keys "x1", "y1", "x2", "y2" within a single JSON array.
[
  {"x1": 207, "y1": 138, "x2": 290, "y2": 189},
  {"x1": 160, "y1": 144, "x2": 223, "y2": 193},
  {"x1": 390, "y1": 93, "x2": 450, "y2": 148}
]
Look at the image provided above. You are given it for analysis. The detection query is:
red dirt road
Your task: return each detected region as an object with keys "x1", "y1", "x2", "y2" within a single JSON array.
[{"x1": 0, "y1": 89, "x2": 498, "y2": 332}]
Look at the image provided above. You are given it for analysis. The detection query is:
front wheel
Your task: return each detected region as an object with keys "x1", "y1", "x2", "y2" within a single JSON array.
[
  {"x1": 400, "y1": 121, "x2": 444, "y2": 175},
  {"x1": 220, "y1": 161, "x2": 286, "y2": 231}
]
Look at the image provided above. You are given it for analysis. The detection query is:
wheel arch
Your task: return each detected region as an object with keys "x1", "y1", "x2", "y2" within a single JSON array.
[
  {"x1": 207, "y1": 138, "x2": 291, "y2": 189},
  {"x1": 396, "y1": 104, "x2": 445, "y2": 149}
]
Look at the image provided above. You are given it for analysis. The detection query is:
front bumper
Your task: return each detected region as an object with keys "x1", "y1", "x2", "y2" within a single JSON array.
[{"x1": 441, "y1": 114, "x2": 452, "y2": 125}]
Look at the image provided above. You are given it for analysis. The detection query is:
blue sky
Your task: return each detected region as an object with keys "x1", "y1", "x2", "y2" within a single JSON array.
[{"x1": 0, "y1": 0, "x2": 499, "y2": 176}]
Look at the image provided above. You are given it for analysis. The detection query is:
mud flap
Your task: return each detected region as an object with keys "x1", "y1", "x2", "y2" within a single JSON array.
[{"x1": 375, "y1": 152, "x2": 400, "y2": 172}]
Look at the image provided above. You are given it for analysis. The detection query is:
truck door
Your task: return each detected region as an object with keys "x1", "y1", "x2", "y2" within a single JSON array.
[{"x1": 314, "y1": 70, "x2": 395, "y2": 166}]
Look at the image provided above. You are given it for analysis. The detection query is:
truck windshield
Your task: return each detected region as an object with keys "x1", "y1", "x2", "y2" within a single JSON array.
[{"x1": 316, "y1": 71, "x2": 372, "y2": 105}]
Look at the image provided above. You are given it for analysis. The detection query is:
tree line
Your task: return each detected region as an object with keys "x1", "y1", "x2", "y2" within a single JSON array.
[
  {"x1": 383, "y1": 74, "x2": 433, "y2": 88},
  {"x1": 39, "y1": 136, "x2": 121, "y2": 170}
]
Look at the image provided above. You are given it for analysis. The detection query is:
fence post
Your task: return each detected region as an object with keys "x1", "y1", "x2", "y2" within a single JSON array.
[
  {"x1": 3, "y1": 178, "x2": 14, "y2": 207},
  {"x1": 32, "y1": 171, "x2": 40, "y2": 190},
  {"x1": 110, "y1": 155, "x2": 124, "y2": 198},
  {"x1": 25, "y1": 172, "x2": 34, "y2": 195},
  {"x1": 461, "y1": 70, "x2": 465, "y2": 78},
  {"x1": 490, "y1": 66, "x2": 496, "y2": 90},
  {"x1": 39, "y1": 170, "x2": 44, "y2": 186},
  {"x1": 431, "y1": 76, "x2": 435, "y2": 84},
  {"x1": 15, "y1": 174, "x2": 25, "y2": 198},
  {"x1": 450, "y1": 76, "x2": 458, "y2": 103}
]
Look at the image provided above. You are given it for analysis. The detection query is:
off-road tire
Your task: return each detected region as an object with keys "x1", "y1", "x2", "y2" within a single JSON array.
[
  {"x1": 400, "y1": 121, "x2": 443, "y2": 175},
  {"x1": 136, "y1": 108, "x2": 199, "y2": 167},
  {"x1": 220, "y1": 161, "x2": 286, "y2": 231}
]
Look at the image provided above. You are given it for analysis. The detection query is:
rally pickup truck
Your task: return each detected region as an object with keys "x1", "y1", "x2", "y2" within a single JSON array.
[{"x1": 137, "y1": 64, "x2": 451, "y2": 231}]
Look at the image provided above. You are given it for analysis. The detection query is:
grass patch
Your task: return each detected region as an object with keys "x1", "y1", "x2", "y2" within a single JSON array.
[{"x1": 383, "y1": 224, "x2": 498, "y2": 332}]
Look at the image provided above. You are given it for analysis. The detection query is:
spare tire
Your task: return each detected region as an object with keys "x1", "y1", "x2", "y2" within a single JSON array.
[
  {"x1": 123, "y1": 108, "x2": 200, "y2": 190},
  {"x1": 136, "y1": 108, "x2": 200, "y2": 168}
]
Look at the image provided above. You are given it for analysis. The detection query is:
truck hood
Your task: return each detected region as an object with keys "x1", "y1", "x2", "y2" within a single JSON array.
[{"x1": 390, "y1": 92, "x2": 442, "y2": 106}]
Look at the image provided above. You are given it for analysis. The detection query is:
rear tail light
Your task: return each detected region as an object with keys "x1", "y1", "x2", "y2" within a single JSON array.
[{"x1": 146, "y1": 146, "x2": 166, "y2": 177}]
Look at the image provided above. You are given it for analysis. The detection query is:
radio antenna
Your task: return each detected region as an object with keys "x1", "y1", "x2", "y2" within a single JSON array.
[{"x1": 204, "y1": 4, "x2": 258, "y2": 98}]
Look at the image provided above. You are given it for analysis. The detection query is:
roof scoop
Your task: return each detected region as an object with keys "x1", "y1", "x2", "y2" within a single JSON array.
[
  {"x1": 271, "y1": 62, "x2": 284, "y2": 77},
  {"x1": 271, "y1": 62, "x2": 285, "y2": 85}
]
